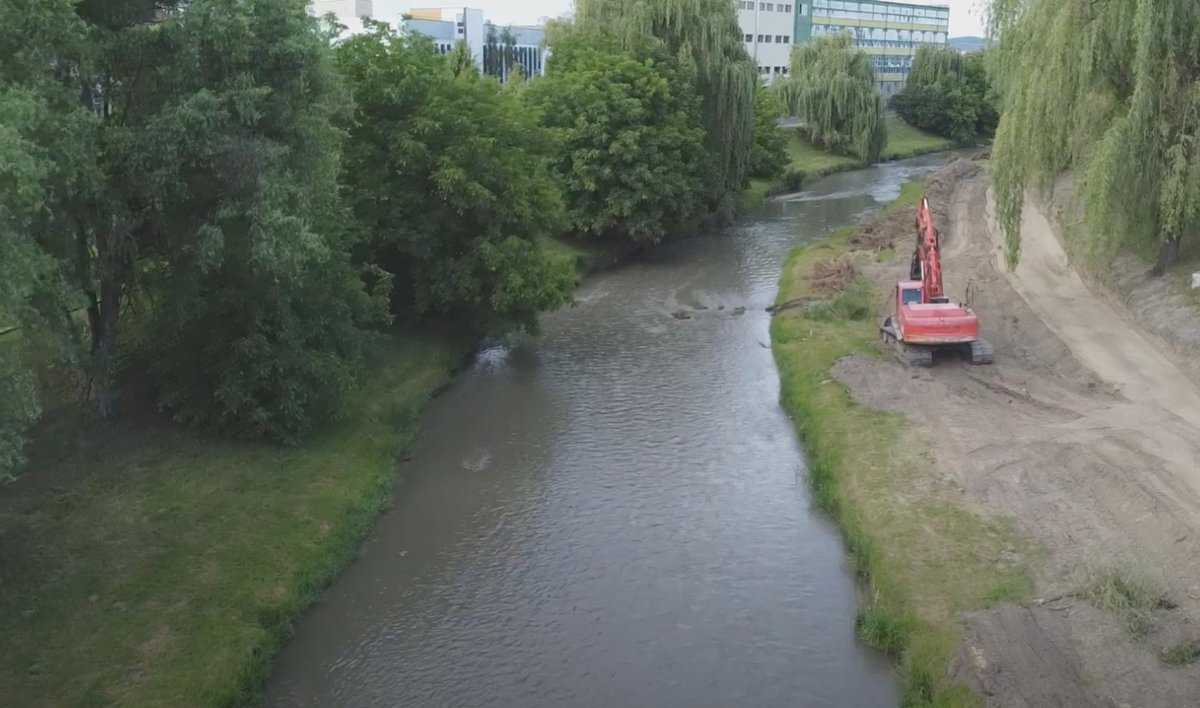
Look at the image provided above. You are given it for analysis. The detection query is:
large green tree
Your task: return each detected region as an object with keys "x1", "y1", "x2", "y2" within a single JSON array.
[
  {"x1": 571, "y1": 0, "x2": 757, "y2": 215},
  {"x1": 989, "y1": 0, "x2": 1200, "y2": 273},
  {"x1": 3, "y1": 0, "x2": 388, "y2": 442},
  {"x1": 779, "y1": 35, "x2": 887, "y2": 163},
  {"x1": 525, "y1": 28, "x2": 708, "y2": 243},
  {"x1": 336, "y1": 24, "x2": 573, "y2": 333},
  {"x1": 890, "y1": 47, "x2": 997, "y2": 145},
  {"x1": 0, "y1": 0, "x2": 95, "y2": 475}
]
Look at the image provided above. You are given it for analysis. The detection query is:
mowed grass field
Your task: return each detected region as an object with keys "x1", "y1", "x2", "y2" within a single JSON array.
[{"x1": 0, "y1": 332, "x2": 465, "y2": 706}]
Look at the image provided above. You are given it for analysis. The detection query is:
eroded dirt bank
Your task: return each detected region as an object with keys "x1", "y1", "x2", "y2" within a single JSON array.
[{"x1": 841, "y1": 161, "x2": 1200, "y2": 705}]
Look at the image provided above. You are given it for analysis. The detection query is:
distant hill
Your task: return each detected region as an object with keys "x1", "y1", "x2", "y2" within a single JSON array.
[{"x1": 949, "y1": 36, "x2": 989, "y2": 53}]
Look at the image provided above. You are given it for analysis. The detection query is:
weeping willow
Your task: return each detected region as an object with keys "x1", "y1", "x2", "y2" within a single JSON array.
[
  {"x1": 573, "y1": 0, "x2": 757, "y2": 208},
  {"x1": 777, "y1": 34, "x2": 886, "y2": 163},
  {"x1": 907, "y1": 45, "x2": 965, "y2": 89},
  {"x1": 990, "y1": 0, "x2": 1200, "y2": 273}
]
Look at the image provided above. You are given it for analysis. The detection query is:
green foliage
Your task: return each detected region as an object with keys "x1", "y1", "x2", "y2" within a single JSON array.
[
  {"x1": 526, "y1": 28, "x2": 708, "y2": 243},
  {"x1": 122, "y1": 0, "x2": 389, "y2": 442},
  {"x1": 337, "y1": 24, "x2": 573, "y2": 333},
  {"x1": 750, "y1": 83, "x2": 789, "y2": 180},
  {"x1": 778, "y1": 35, "x2": 887, "y2": 163},
  {"x1": 0, "y1": 348, "x2": 39, "y2": 481},
  {"x1": 572, "y1": 0, "x2": 757, "y2": 214},
  {"x1": 1162, "y1": 641, "x2": 1200, "y2": 667},
  {"x1": 989, "y1": 0, "x2": 1200, "y2": 272},
  {"x1": 1, "y1": 0, "x2": 392, "y2": 442},
  {"x1": 890, "y1": 48, "x2": 996, "y2": 145},
  {"x1": 0, "y1": 0, "x2": 94, "y2": 474}
]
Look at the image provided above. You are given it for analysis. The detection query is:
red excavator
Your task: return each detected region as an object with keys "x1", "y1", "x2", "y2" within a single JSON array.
[{"x1": 880, "y1": 196, "x2": 993, "y2": 367}]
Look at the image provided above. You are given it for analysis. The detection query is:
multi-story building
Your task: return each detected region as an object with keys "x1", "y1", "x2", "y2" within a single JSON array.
[
  {"x1": 404, "y1": 8, "x2": 548, "y2": 80},
  {"x1": 736, "y1": 1, "x2": 949, "y2": 96},
  {"x1": 307, "y1": 4, "x2": 548, "y2": 81},
  {"x1": 736, "y1": 1, "x2": 799, "y2": 83},
  {"x1": 808, "y1": 0, "x2": 949, "y2": 96}
]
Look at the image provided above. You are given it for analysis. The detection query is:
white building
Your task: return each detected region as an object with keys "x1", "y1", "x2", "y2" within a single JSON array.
[
  {"x1": 737, "y1": 0, "x2": 800, "y2": 83},
  {"x1": 307, "y1": 3, "x2": 548, "y2": 80},
  {"x1": 735, "y1": 1, "x2": 950, "y2": 94}
]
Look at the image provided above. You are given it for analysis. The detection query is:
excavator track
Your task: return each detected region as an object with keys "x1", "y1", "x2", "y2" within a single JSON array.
[
  {"x1": 968, "y1": 338, "x2": 994, "y2": 365},
  {"x1": 880, "y1": 318, "x2": 934, "y2": 367}
]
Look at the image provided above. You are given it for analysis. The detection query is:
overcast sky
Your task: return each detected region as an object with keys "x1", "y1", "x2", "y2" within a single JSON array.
[{"x1": 436, "y1": 0, "x2": 988, "y2": 36}]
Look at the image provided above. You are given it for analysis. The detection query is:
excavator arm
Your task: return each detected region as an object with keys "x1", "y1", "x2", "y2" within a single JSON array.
[{"x1": 914, "y1": 197, "x2": 944, "y2": 302}]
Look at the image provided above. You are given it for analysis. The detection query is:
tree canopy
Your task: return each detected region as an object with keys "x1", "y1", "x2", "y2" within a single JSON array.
[
  {"x1": 779, "y1": 34, "x2": 887, "y2": 163},
  {"x1": 571, "y1": 0, "x2": 757, "y2": 213},
  {"x1": 750, "y1": 83, "x2": 789, "y2": 180},
  {"x1": 526, "y1": 28, "x2": 708, "y2": 243},
  {"x1": 989, "y1": 0, "x2": 1200, "y2": 272},
  {"x1": 890, "y1": 47, "x2": 996, "y2": 145},
  {"x1": 337, "y1": 25, "x2": 574, "y2": 333}
]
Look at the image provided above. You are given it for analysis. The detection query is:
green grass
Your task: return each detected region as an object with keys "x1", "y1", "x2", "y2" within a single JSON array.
[
  {"x1": 770, "y1": 192, "x2": 1033, "y2": 706},
  {"x1": 1162, "y1": 640, "x2": 1200, "y2": 667},
  {"x1": 0, "y1": 331, "x2": 466, "y2": 706},
  {"x1": 881, "y1": 113, "x2": 957, "y2": 161},
  {"x1": 1077, "y1": 567, "x2": 1174, "y2": 639},
  {"x1": 740, "y1": 114, "x2": 955, "y2": 210}
]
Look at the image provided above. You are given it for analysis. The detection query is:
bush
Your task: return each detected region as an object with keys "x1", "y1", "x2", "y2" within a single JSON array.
[{"x1": 338, "y1": 26, "x2": 574, "y2": 333}]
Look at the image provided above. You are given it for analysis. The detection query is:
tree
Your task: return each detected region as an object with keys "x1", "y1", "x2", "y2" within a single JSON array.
[
  {"x1": 0, "y1": 0, "x2": 96, "y2": 473},
  {"x1": 750, "y1": 82, "x2": 789, "y2": 180},
  {"x1": 989, "y1": 0, "x2": 1200, "y2": 273},
  {"x1": 778, "y1": 35, "x2": 887, "y2": 163},
  {"x1": 4, "y1": 0, "x2": 388, "y2": 441},
  {"x1": 336, "y1": 24, "x2": 573, "y2": 333},
  {"x1": 890, "y1": 47, "x2": 996, "y2": 145},
  {"x1": 571, "y1": 0, "x2": 757, "y2": 216},
  {"x1": 525, "y1": 28, "x2": 708, "y2": 243}
]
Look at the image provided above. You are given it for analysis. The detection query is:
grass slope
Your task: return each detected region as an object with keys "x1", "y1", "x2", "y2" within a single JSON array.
[
  {"x1": 741, "y1": 115, "x2": 956, "y2": 211},
  {"x1": 770, "y1": 183, "x2": 1031, "y2": 705},
  {"x1": 0, "y1": 332, "x2": 465, "y2": 706}
]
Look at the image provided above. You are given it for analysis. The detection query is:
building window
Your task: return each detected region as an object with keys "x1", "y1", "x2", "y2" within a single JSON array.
[
  {"x1": 745, "y1": 33, "x2": 753, "y2": 42},
  {"x1": 777, "y1": 35, "x2": 789, "y2": 43}
]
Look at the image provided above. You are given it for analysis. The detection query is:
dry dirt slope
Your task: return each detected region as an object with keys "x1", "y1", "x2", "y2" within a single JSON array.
[{"x1": 839, "y1": 161, "x2": 1200, "y2": 706}]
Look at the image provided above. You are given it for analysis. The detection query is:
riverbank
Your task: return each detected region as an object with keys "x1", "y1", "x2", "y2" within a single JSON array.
[
  {"x1": 0, "y1": 332, "x2": 467, "y2": 705},
  {"x1": 741, "y1": 114, "x2": 956, "y2": 210},
  {"x1": 774, "y1": 159, "x2": 1200, "y2": 705},
  {"x1": 770, "y1": 177, "x2": 1031, "y2": 705}
]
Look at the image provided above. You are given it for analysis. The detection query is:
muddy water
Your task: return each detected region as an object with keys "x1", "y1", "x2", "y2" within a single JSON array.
[{"x1": 266, "y1": 154, "x2": 952, "y2": 707}]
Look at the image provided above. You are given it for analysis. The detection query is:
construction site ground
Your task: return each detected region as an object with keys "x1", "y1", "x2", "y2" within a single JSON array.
[{"x1": 840, "y1": 160, "x2": 1200, "y2": 705}]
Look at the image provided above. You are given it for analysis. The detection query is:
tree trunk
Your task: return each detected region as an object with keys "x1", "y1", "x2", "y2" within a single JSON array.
[
  {"x1": 92, "y1": 229, "x2": 123, "y2": 419},
  {"x1": 1152, "y1": 235, "x2": 1181, "y2": 276}
]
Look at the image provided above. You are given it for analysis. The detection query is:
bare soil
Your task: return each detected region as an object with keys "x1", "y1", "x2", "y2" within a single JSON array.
[{"x1": 836, "y1": 160, "x2": 1200, "y2": 706}]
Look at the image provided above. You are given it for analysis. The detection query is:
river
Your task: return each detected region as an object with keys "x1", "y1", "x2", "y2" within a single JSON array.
[{"x1": 266, "y1": 154, "x2": 953, "y2": 707}]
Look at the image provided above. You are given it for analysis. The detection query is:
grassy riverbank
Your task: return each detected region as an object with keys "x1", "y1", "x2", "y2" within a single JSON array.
[
  {"x1": 770, "y1": 183, "x2": 1030, "y2": 705},
  {"x1": 742, "y1": 115, "x2": 956, "y2": 210},
  {"x1": 0, "y1": 332, "x2": 465, "y2": 706}
]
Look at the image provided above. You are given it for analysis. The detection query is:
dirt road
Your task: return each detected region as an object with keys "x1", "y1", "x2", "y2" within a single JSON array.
[{"x1": 837, "y1": 161, "x2": 1200, "y2": 706}]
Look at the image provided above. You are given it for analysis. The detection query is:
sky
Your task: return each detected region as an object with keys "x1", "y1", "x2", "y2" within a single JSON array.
[{"x1": 434, "y1": 0, "x2": 989, "y2": 36}]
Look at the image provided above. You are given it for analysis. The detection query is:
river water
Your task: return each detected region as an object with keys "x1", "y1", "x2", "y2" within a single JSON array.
[{"x1": 266, "y1": 154, "x2": 952, "y2": 707}]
